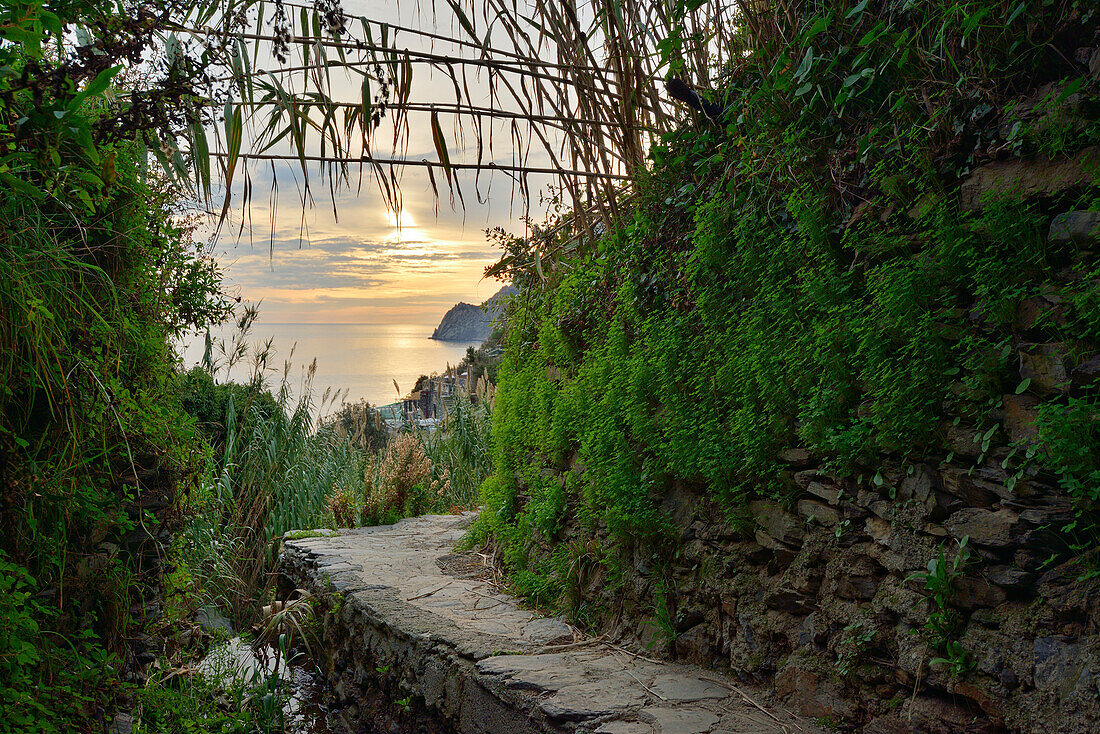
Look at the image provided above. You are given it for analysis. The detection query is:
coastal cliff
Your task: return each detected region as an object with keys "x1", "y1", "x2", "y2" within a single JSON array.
[{"x1": 430, "y1": 286, "x2": 516, "y2": 342}]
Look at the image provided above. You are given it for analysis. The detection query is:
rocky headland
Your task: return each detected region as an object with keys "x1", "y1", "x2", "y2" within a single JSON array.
[{"x1": 430, "y1": 286, "x2": 516, "y2": 342}]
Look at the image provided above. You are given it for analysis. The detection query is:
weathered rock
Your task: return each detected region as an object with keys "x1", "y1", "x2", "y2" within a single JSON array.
[
  {"x1": 195, "y1": 605, "x2": 234, "y2": 634},
  {"x1": 593, "y1": 723, "x2": 652, "y2": 734},
  {"x1": 1016, "y1": 497, "x2": 1075, "y2": 528},
  {"x1": 648, "y1": 674, "x2": 727, "y2": 703},
  {"x1": 942, "y1": 422, "x2": 983, "y2": 456},
  {"x1": 941, "y1": 468, "x2": 1002, "y2": 507},
  {"x1": 764, "y1": 587, "x2": 815, "y2": 614},
  {"x1": 867, "y1": 499, "x2": 892, "y2": 520},
  {"x1": 639, "y1": 707, "x2": 720, "y2": 734},
  {"x1": 1072, "y1": 353, "x2": 1100, "y2": 385},
  {"x1": 539, "y1": 680, "x2": 647, "y2": 722},
  {"x1": 1019, "y1": 342, "x2": 1071, "y2": 394},
  {"x1": 899, "y1": 466, "x2": 936, "y2": 502},
  {"x1": 1033, "y1": 636, "x2": 1088, "y2": 693},
  {"x1": 749, "y1": 500, "x2": 805, "y2": 546},
  {"x1": 982, "y1": 565, "x2": 1034, "y2": 590},
  {"x1": 1049, "y1": 211, "x2": 1100, "y2": 244},
  {"x1": 793, "y1": 469, "x2": 821, "y2": 489},
  {"x1": 279, "y1": 514, "x2": 815, "y2": 734},
  {"x1": 863, "y1": 715, "x2": 914, "y2": 734},
  {"x1": 1002, "y1": 393, "x2": 1042, "y2": 444},
  {"x1": 953, "y1": 575, "x2": 1008, "y2": 609},
  {"x1": 806, "y1": 482, "x2": 840, "y2": 505},
  {"x1": 430, "y1": 286, "x2": 515, "y2": 341},
  {"x1": 797, "y1": 499, "x2": 840, "y2": 526},
  {"x1": 430, "y1": 302, "x2": 492, "y2": 341},
  {"x1": 1016, "y1": 294, "x2": 1067, "y2": 332},
  {"x1": 899, "y1": 695, "x2": 998, "y2": 733},
  {"x1": 674, "y1": 623, "x2": 714, "y2": 665},
  {"x1": 754, "y1": 529, "x2": 793, "y2": 552},
  {"x1": 774, "y1": 665, "x2": 856, "y2": 722},
  {"x1": 836, "y1": 573, "x2": 878, "y2": 601},
  {"x1": 865, "y1": 516, "x2": 892, "y2": 545},
  {"x1": 107, "y1": 713, "x2": 134, "y2": 734},
  {"x1": 945, "y1": 507, "x2": 1020, "y2": 547},
  {"x1": 959, "y1": 147, "x2": 1100, "y2": 211},
  {"x1": 778, "y1": 448, "x2": 814, "y2": 468}
]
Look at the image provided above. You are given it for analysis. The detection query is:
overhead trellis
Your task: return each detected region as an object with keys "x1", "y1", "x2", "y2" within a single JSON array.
[{"x1": 129, "y1": 0, "x2": 744, "y2": 257}]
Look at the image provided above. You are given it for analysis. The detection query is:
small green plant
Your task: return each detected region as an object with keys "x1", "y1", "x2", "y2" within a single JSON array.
[
  {"x1": 137, "y1": 649, "x2": 291, "y2": 734},
  {"x1": 906, "y1": 536, "x2": 973, "y2": 677},
  {"x1": 174, "y1": 334, "x2": 365, "y2": 627},
  {"x1": 642, "y1": 581, "x2": 677, "y2": 652},
  {"x1": 834, "y1": 519, "x2": 852, "y2": 539},
  {"x1": 361, "y1": 431, "x2": 433, "y2": 525},
  {"x1": 284, "y1": 529, "x2": 331, "y2": 541},
  {"x1": 835, "y1": 620, "x2": 876, "y2": 678},
  {"x1": 932, "y1": 640, "x2": 976, "y2": 679},
  {"x1": 328, "y1": 485, "x2": 360, "y2": 528}
]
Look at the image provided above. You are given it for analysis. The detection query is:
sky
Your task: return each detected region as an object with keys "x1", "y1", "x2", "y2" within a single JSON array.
[
  {"x1": 205, "y1": 0, "x2": 559, "y2": 327},
  {"x1": 212, "y1": 164, "x2": 536, "y2": 325}
]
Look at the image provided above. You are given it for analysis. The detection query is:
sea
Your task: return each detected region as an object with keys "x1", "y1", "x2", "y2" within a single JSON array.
[{"x1": 176, "y1": 322, "x2": 482, "y2": 410}]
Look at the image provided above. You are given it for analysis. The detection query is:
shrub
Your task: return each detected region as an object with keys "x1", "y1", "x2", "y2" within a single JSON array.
[
  {"x1": 362, "y1": 432, "x2": 433, "y2": 525},
  {"x1": 329, "y1": 485, "x2": 360, "y2": 528}
]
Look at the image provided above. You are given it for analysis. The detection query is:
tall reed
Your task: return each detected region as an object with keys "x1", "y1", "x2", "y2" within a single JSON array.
[{"x1": 178, "y1": 324, "x2": 364, "y2": 623}]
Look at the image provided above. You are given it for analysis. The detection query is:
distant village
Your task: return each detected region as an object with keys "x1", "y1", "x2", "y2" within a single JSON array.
[{"x1": 373, "y1": 345, "x2": 504, "y2": 432}]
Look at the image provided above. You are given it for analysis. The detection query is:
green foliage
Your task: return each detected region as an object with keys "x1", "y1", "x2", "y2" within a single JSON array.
[
  {"x1": 174, "y1": 356, "x2": 362, "y2": 624},
  {"x1": 361, "y1": 431, "x2": 433, "y2": 526},
  {"x1": 322, "y1": 399, "x2": 389, "y2": 453},
  {"x1": 174, "y1": 366, "x2": 281, "y2": 450},
  {"x1": 0, "y1": 554, "x2": 113, "y2": 733},
  {"x1": 356, "y1": 388, "x2": 492, "y2": 528},
  {"x1": 0, "y1": 8, "x2": 231, "y2": 727},
  {"x1": 906, "y1": 537, "x2": 974, "y2": 676},
  {"x1": 136, "y1": 657, "x2": 289, "y2": 734},
  {"x1": 835, "y1": 619, "x2": 877, "y2": 679},
  {"x1": 476, "y1": 1, "x2": 1100, "y2": 612},
  {"x1": 642, "y1": 580, "x2": 677, "y2": 652},
  {"x1": 419, "y1": 390, "x2": 495, "y2": 510},
  {"x1": 1036, "y1": 396, "x2": 1100, "y2": 502}
]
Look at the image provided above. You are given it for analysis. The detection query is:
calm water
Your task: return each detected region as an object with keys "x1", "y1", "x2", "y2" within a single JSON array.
[{"x1": 178, "y1": 322, "x2": 481, "y2": 408}]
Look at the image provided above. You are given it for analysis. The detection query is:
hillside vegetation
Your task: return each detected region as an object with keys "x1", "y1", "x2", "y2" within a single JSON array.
[{"x1": 472, "y1": 2, "x2": 1100, "y2": 729}]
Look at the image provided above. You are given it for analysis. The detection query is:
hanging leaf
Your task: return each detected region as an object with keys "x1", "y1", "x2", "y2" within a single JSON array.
[
  {"x1": 446, "y1": 0, "x2": 479, "y2": 43},
  {"x1": 68, "y1": 65, "x2": 121, "y2": 111},
  {"x1": 360, "y1": 75, "x2": 372, "y2": 137},
  {"x1": 845, "y1": 0, "x2": 868, "y2": 20},
  {"x1": 430, "y1": 110, "x2": 453, "y2": 185},
  {"x1": 794, "y1": 47, "x2": 814, "y2": 81},
  {"x1": 220, "y1": 100, "x2": 244, "y2": 222},
  {"x1": 191, "y1": 121, "x2": 211, "y2": 202}
]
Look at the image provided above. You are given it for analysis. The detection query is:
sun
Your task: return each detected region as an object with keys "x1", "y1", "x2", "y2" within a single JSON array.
[
  {"x1": 383, "y1": 206, "x2": 431, "y2": 247},
  {"x1": 385, "y1": 207, "x2": 416, "y2": 229}
]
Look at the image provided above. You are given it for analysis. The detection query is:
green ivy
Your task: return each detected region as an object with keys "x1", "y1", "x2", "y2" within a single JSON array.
[{"x1": 476, "y1": 0, "x2": 1100, "y2": 611}]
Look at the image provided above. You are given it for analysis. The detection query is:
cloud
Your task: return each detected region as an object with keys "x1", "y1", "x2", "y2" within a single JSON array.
[{"x1": 212, "y1": 215, "x2": 503, "y2": 325}]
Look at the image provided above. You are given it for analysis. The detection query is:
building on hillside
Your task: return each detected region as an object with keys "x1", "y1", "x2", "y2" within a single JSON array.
[{"x1": 400, "y1": 373, "x2": 470, "y2": 423}]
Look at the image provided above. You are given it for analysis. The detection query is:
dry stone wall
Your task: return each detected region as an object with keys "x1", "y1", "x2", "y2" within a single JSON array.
[{"x1": 561, "y1": 453, "x2": 1098, "y2": 733}]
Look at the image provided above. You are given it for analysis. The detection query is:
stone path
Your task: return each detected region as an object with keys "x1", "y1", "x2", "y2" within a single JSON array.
[{"x1": 280, "y1": 513, "x2": 822, "y2": 734}]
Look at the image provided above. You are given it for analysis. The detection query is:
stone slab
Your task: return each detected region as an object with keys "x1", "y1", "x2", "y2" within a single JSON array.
[{"x1": 280, "y1": 513, "x2": 820, "y2": 734}]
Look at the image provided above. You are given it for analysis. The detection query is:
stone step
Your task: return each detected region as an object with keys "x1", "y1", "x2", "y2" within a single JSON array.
[{"x1": 279, "y1": 512, "x2": 821, "y2": 734}]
